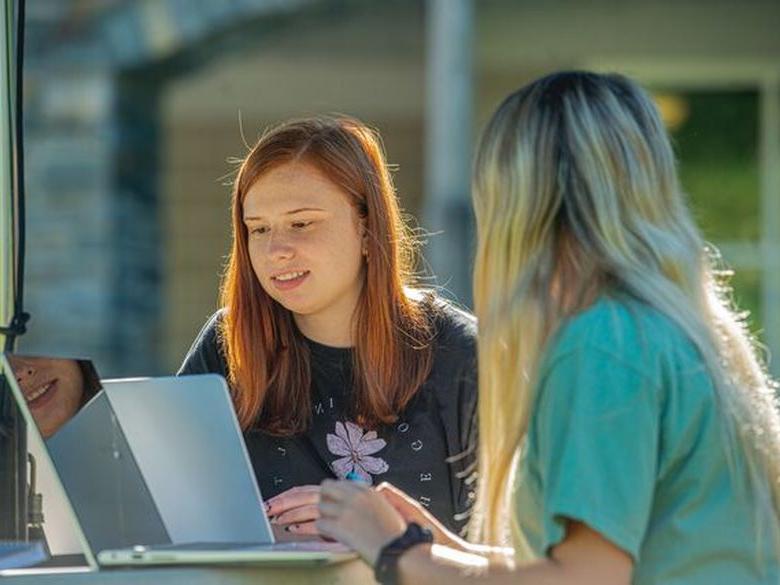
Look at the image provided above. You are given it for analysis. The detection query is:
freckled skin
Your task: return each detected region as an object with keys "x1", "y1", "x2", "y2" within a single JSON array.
[{"x1": 243, "y1": 161, "x2": 366, "y2": 347}]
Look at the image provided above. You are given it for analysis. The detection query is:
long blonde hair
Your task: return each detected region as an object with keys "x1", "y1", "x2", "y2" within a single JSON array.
[{"x1": 470, "y1": 71, "x2": 780, "y2": 552}]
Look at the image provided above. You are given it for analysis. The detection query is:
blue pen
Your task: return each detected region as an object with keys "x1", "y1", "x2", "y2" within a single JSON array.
[{"x1": 345, "y1": 471, "x2": 370, "y2": 484}]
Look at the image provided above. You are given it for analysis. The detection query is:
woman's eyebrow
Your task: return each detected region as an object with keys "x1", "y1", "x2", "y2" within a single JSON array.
[{"x1": 244, "y1": 207, "x2": 327, "y2": 221}]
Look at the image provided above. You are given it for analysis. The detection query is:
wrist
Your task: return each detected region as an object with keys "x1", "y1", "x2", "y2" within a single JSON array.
[
  {"x1": 374, "y1": 522, "x2": 433, "y2": 585},
  {"x1": 396, "y1": 541, "x2": 432, "y2": 582},
  {"x1": 368, "y1": 527, "x2": 405, "y2": 566}
]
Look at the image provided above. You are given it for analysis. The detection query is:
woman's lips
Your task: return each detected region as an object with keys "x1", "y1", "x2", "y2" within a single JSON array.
[
  {"x1": 271, "y1": 270, "x2": 310, "y2": 291},
  {"x1": 26, "y1": 379, "x2": 58, "y2": 410}
]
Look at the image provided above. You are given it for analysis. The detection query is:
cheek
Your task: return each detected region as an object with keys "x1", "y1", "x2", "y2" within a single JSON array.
[
  {"x1": 61, "y1": 368, "x2": 85, "y2": 410},
  {"x1": 246, "y1": 242, "x2": 267, "y2": 277},
  {"x1": 320, "y1": 222, "x2": 363, "y2": 262},
  {"x1": 246, "y1": 243, "x2": 284, "y2": 301},
  {"x1": 319, "y1": 242, "x2": 363, "y2": 285},
  {"x1": 61, "y1": 386, "x2": 83, "y2": 413}
]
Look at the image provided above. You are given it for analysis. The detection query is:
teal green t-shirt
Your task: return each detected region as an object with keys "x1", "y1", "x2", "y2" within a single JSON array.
[{"x1": 515, "y1": 296, "x2": 779, "y2": 584}]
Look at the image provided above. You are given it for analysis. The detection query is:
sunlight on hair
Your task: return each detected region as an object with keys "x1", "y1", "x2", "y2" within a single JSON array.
[
  {"x1": 431, "y1": 543, "x2": 491, "y2": 576},
  {"x1": 219, "y1": 115, "x2": 436, "y2": 434},
  {"x1": 469, "y1": 71, "x2": 780, "y2": 558}
]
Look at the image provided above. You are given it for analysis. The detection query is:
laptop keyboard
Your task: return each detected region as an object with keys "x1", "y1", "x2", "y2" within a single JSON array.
[
  {"x1": 150, "y1": 541, "x2": 351, "y2": 553},
  {"x1": 267, "y1": 541, "x2": 351, "y2": 553}
]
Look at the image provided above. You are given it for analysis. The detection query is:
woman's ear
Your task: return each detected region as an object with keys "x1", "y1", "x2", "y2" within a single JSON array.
[
  {"x1": 360, "y1": 220, "x2": 370, "y2": 258},
  {"x1": 359, "y1": 215, "x2": 369, "y2": 255}
]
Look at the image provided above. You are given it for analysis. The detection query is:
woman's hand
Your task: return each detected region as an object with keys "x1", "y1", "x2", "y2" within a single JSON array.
[
  {"x1": 375, "y1": 482, "x2": 467, "y2": 550},
  {"x1": 265, "y1": 485, "x2": 322, "y2": 537},
  {"x1": 317, "y1": 479, "x2": 407, "y2": 565}
]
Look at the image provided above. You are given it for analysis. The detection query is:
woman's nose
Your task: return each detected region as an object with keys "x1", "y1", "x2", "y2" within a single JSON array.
[
  {"x1": 15, "y1": 366, "x2": 34, "y2": 382},
  {"x1": 267, "y1": 233, "x2": 295, "y2": 261}
]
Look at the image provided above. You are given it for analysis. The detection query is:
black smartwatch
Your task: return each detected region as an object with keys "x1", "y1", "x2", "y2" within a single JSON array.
[{"x1": 374, "y1": 522, "x2": 433, "y2": 585}]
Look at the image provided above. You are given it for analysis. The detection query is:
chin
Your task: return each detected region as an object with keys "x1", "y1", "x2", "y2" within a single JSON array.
[
  {"x1": 287, "y1": 303, "x2": 320, "y2": 317},
  {"x1": 274, "y1": 297, "x2": 316, "y2": 316}
]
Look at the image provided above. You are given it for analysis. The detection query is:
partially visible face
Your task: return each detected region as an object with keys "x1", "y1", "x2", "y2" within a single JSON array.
[
  {"x1": 7, "y1": 355, "x2": 85, "y2": 439},
  {"x1": 243, "y1": 161, "x2": 366, "y2": 337}
]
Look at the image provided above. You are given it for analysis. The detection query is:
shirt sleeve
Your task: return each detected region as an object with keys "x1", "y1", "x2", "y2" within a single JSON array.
[
  {"x1": 177, "y1": 311, "x2": 228, "y2": 379},
  {"x1": 527, "y1": 345, "x2": 660, "y2": 561},
  {"x1": 429, "y1": 300, "x2": 479, "y2": 535},
  {"x1": 454, "y1": 347, "x2": 478, "y2": 534}
]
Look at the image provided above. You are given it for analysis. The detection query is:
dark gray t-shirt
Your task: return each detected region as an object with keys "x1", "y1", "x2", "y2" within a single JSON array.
[{"x1": 178, "y1": 299, "x2": 477, "y2": 534}]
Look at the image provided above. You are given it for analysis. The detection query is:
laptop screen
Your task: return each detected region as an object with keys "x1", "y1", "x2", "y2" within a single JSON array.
[
  {"x1": 5, "y1": 354, "x2": 101, "y2": 440},
  {"x1": 1, "y1": 353, "x2": 178, "y2": 562},
  {"x1": 1, "y1": 355, "x2": 277, "y2": 568},
  {"x1": 2, "y1": 355, "x2": 277, "y2": 558},
  {"x1": 0, "y1": 353, "x2": 100, "y2": 567}
]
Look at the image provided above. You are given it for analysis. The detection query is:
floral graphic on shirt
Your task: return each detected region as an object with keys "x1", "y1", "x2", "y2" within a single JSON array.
[{"x1": 326, "y1": 421, "x2": 389, "y2": 484}]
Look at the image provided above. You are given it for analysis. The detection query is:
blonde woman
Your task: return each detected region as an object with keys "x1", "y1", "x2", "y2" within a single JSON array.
[{"x1": 315, "y1": 71, "x2": 780, "y2": 584}]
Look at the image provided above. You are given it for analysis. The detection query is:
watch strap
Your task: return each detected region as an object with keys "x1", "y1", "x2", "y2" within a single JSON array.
[{"x1": 374, "y1": 522, "x2": 433, "y2": 585}]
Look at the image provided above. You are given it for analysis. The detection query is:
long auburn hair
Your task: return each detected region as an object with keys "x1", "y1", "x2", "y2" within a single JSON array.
[
  {"x1": 470, "y1": 72, "x2": 780, "y2": 552},
  {"x1": 220, "y1": 115, "x2": 434, "y2": 435}
]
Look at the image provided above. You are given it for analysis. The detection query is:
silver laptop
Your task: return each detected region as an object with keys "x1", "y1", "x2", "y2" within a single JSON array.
[{"x1": 0, "y1": 353, "x2": 355, "y2": 568}]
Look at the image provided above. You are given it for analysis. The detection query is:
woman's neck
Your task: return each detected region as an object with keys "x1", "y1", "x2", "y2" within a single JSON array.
[
  {"x1": 293, "y1": 307, "x2": 356, "y2": 348},
  {"x1": 550, "y1": 232, "x2": 601, "y2": 314}
]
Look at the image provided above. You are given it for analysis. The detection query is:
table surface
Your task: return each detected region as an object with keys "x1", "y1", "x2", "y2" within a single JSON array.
[{"x1": 0, "y1": 558, "x2": 377, "y2": 584}]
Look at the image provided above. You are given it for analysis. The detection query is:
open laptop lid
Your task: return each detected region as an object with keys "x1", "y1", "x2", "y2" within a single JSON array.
[
  {"x1": 0, "y1": 353, "x2": 100, "y2": 569},
  {"x1": 2, "y1": 355, "x2": 279, "y2": 568},
  {"x1": 100, "y1": 375, "x2": 273, "y2": 545}
]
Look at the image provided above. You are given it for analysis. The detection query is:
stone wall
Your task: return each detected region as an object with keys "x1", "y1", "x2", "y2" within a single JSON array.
[{"x1": 19, "y1": 0, "x2": 320, "y2": 376}]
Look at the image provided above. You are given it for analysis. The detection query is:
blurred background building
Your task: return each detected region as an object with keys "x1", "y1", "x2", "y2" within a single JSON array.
[{"x1": 17, "y1": 0, "x2": 780, "y2": 378}]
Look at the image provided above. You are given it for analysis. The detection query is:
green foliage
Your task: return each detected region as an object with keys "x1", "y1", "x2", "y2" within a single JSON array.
[
  {"x1": 681, "y1": 162, "x2": 759, "y2": 241},
  {"x1": 670, "y1": 91, "x2": 763, "y2": 336}
]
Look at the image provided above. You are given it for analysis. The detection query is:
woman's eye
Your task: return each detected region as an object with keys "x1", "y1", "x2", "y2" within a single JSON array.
[
  {"x1": 250, "y1": 226, "x2": 269, "y2": 235},
  {"x1": 291, "y1": 220, "x2": 313, "y2": 229}
]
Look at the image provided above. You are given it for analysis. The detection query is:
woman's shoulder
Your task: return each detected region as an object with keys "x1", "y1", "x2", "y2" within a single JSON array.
[
  {"x1": 547, "y1": 294, "x2": 703, "y2": 379},
  {"x1": 190, "y1": 308, "x2": 227, "y2": 348},
  {"x1": 177, "y1": 308, "x2": 228, "y2": 376},
  {"x1": 412, "y1": 291, "x2": 477, "y2": 351}
]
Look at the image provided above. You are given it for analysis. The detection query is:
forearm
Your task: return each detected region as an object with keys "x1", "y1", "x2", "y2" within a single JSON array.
[
  {"x1": 398, "y1": 526, "x2": 632, "y2": 585},
  {"x1": 396, "y1": 544, "x2": 609, "y2": 585},
  {"x1": 318, "y1": 481, "x2": 631, "y2": 585},
  {"x1": 396, "y1": 543, "x2": 528, "y2": 585},
  {"x1": 446, "y1": 542, "x2": 521, "y2": 565}
]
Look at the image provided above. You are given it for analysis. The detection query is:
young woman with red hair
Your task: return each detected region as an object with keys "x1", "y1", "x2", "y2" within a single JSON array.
[{"x1": 179, "y1": 116, "x2": 477, "y2": 540}]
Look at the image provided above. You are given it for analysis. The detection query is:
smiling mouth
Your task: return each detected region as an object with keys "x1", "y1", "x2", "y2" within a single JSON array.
[
  {"x1": 272, "y1": 270, "x2": 310, "y2": 282},
  {"x1": 25, "y1": 379, "x2": 56, "y2": 405}
]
